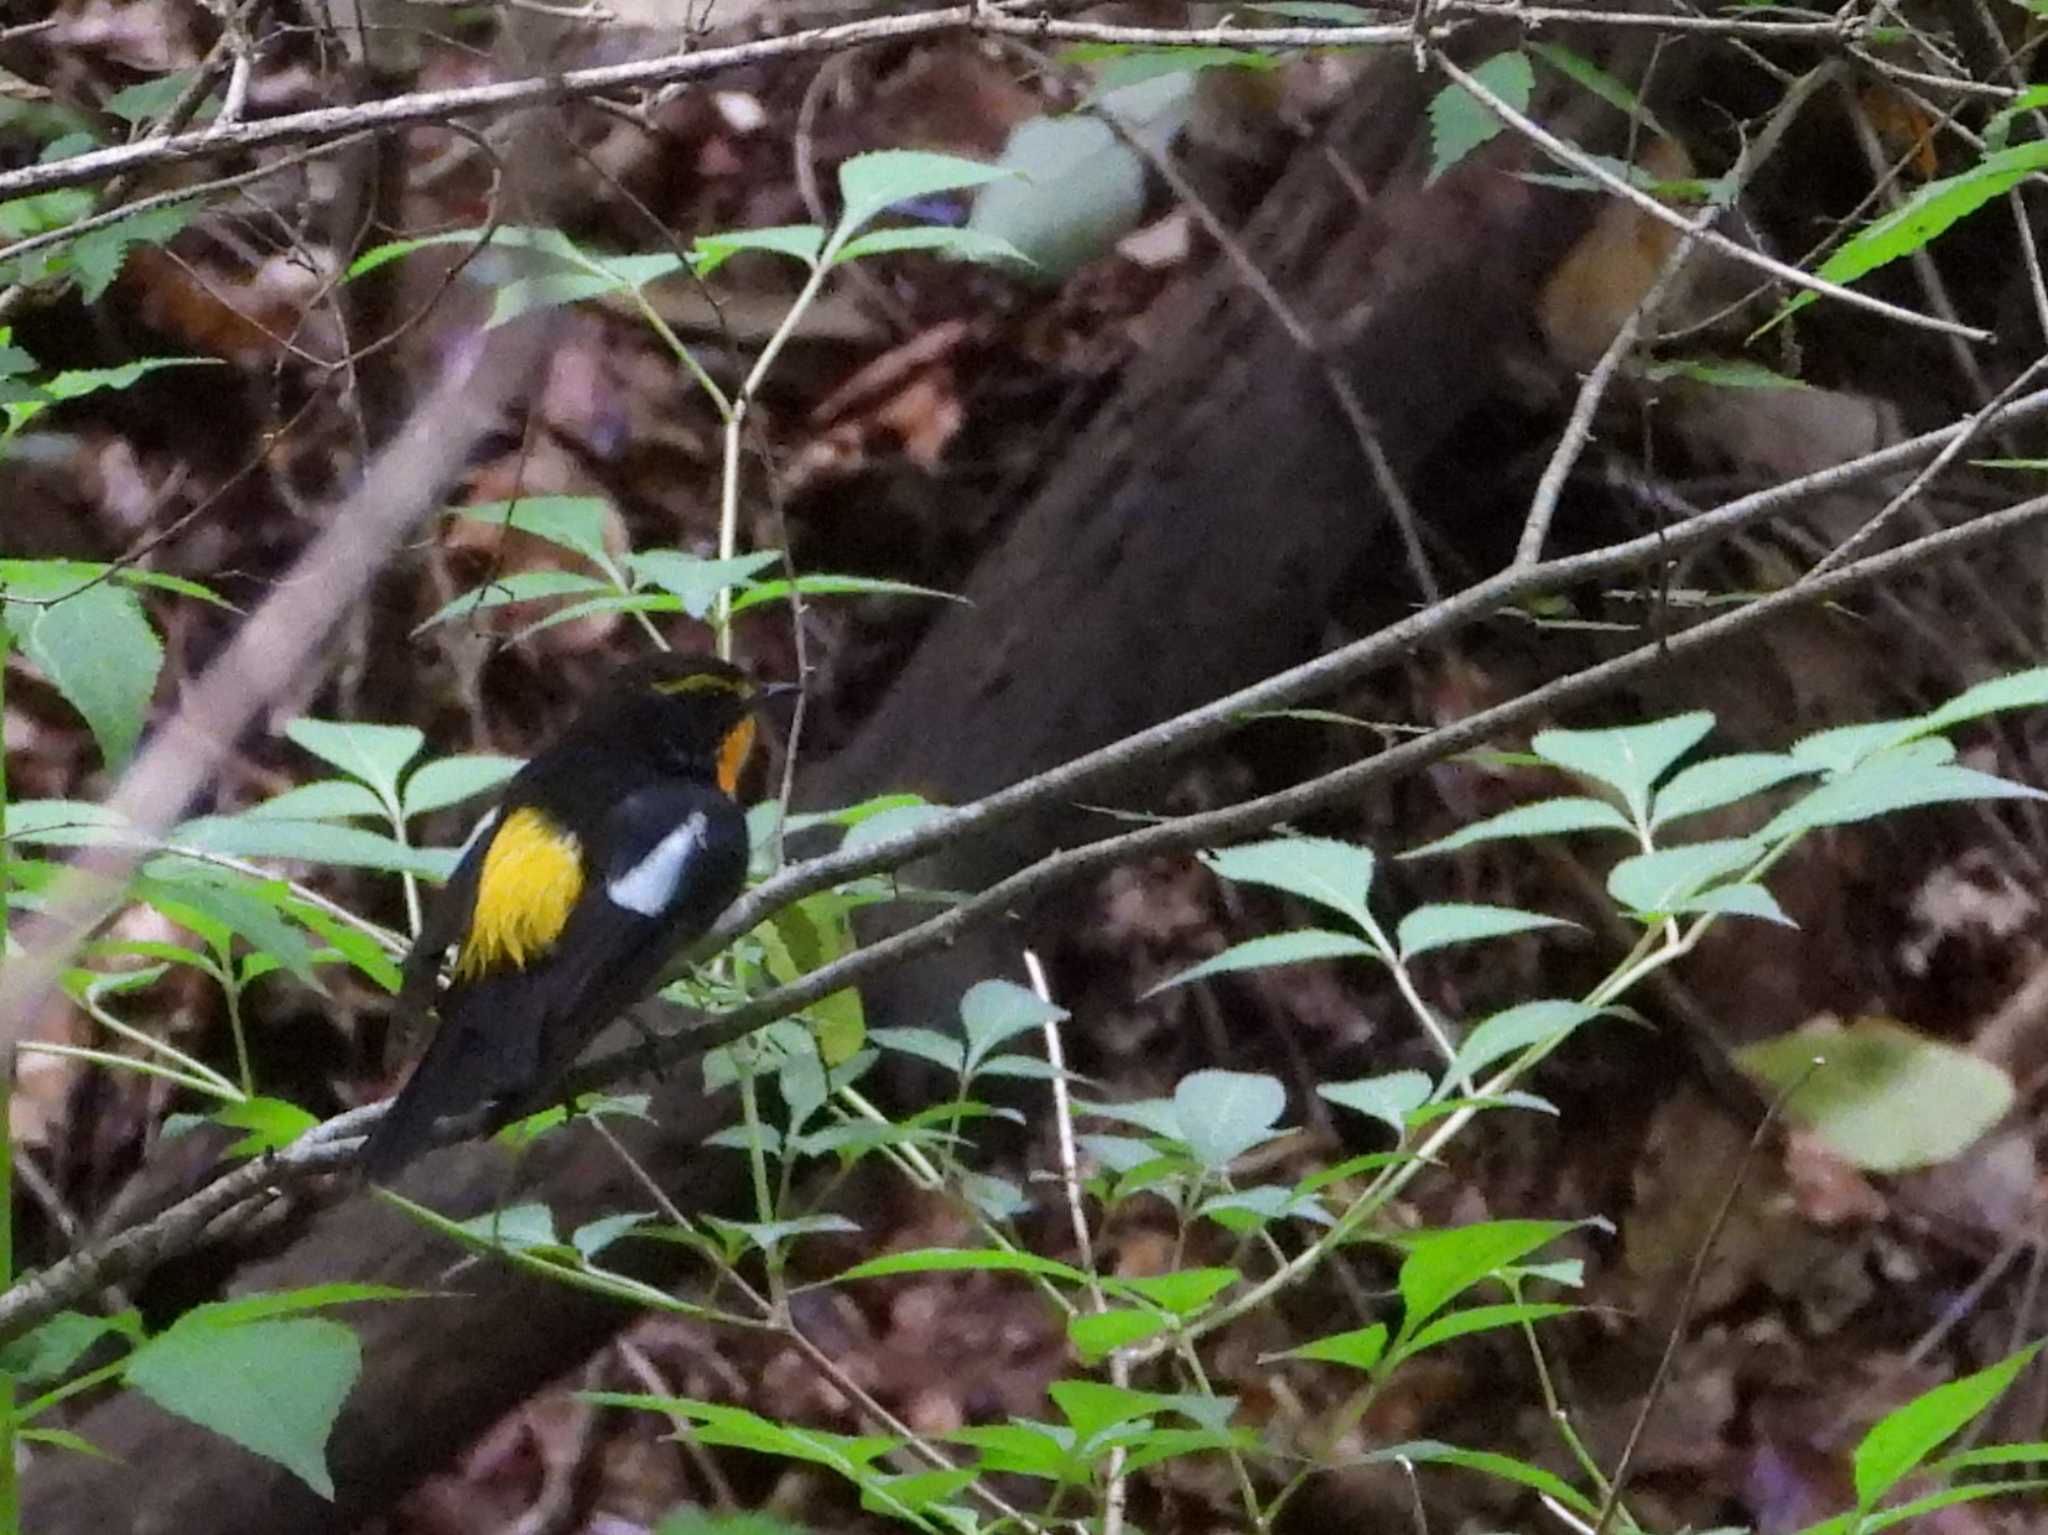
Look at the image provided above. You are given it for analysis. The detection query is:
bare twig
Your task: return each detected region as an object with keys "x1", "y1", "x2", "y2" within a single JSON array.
[{"x1": 1432, "y1": 51, "x2": 1992, "y2": 341}]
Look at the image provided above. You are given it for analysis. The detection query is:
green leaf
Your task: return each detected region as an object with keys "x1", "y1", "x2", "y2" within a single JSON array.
[
  {"x1": 625, "y1": 549, "x2": 781, "y2": 619},
  {"x1": 1173, "y1": 1069, "x2": 1287, "y2": 1171},
  {"x1": 691, "y1": 225, "x2": 826, "y2": 274},
  {"x1": 1318, "y1": 1070, "x2": 1432, "y2": 1136},
  {"x1": 1665, "y1": 882, "x2": 1794, "y2": 925},
  {"x1": 1047, "y1": 1378, "x2": 1177, "y2": 1446},
  {"x1": 840, "y1": 801, "x2": 952, "y2": 856},
  {"x1": 1449, "y1": 999, "x2": 1601, "y2": 1082},
  {"x1": 414, "y1": 569, "x2": 613, "y2": 632},
  {"x1": 1106, "y1": 1267, "x2": 1238, "y2": 1317},
  {"x1": 1396, "y1": 903, "x2": 1574, "y2": 959},
  {"x1": 14, "y1": 580, "x2": 161, "y2": 769},
  {"x1": 1853, "y1": 1341, "x2": 2045, "y2": 1507},
  {"x1": 1760, "y1": 757, "x2": 2045, "y2": 840},
  {"x1": 448, "y1": 496, "x2": 615, "y2": 567},
  {"x1": 1203, "y1": 837, "x2": 1375, "y2": 931},
  {"x1": 1642, "y1": 356, "x2": 1807, "y2": 390},
  {"x1": 284, "y1": 719, "x2": 425, "y2": 807},
  {"x1": 1912, "y1": 665, "x2": 2048, "y2": 737},
  {"x1": 1397, "y1": 1220, "x2": 1579, "y2": 1339},
  {"x1": 1246, "y1": 1, "x2": 1377, "y2": 18},
  {"x1": 1650, "y1": 752, "x2": 1812, "y2": 828},
  {"x1": 1528, "y1": 42, "x2": 1669, "y2": 139},
  {"x1": 1403, "y1": 795, "x2": 1634, "y2": 856},
  {"x1": 0, "y1": 1311, "x2": 138, "y2": 1386},
  {"x1": 1606, "y1": 838, "x2": 1764, "y2": 919},
  {"x1": 1735, "y1": 1017, "x2": 2016, "y2": 1172},
  {"x1": 242, "y1": 779, "x2": 387, "y2": 822},
  {"x1": 834, "y1": 1248, "x2": 1090, "y2": 1284},
  {"x1": 1770, "y1": 140, "x2": 2048, "y2": 331},
  {"x1": 173, "y1": 815, "x2": 454, "y2": 879},
  {"x1": 72, "y1": 202, "x2": 198, "y2": 303},
  {"x1": 105, "y1": 72, "x2": 206, "y2": 124},
  {"x1": 959, "y1": 978, "x2": 1063, "y2": 1071},
  {"x1": 1279, "y1": 1322, "x2": 1388, "y2": 1372},
  {"x1": 1428, "y1": 51, "x2": 1533, "y2": 184},
  {"x1": 487, "y1": 256, "x2": 684, "y2": 327},
  {"x1": 837, "y1": 150, "x2": 1010, "y2": 235},
  {"x1": 868, "y1": 1025, "x2": 965, "y2": 1074},
  {"x1": 1534, "y1": 712, "x2": 1715, "y2": 825},
  {"x1": 1363, "y1": 1440, "x2": 1600, "y2": 1516},
  {"x1": 1398, "y1": 1301, "x2": 1577, "y2": 1358},
  {"x1": 212, "y1": 1095, "x2": 319, "y2": 1156},
  {"x1": 137, "y1": 868, "x2": 323, "y2": 988},
  {"x1": 1069, "y1": 1308, "x2": 1170, "y2": 1363},
  {"x1": 400, "y1": 753, "x2": 522, "y2": 820},
  {"x1": 833, "y1": 226, "x2": 1031, "y2": 267},
  {"x1": 1144, "y1": 929, "x2": 1376, "y2": 995},
  {"x1": 125, "y1": 1316, "x2": 359, "y2": 1498},
  {"x1": 1982, "y1": 85, "x2": 2048, "y2": 152},
  {"x1": 727, "y1": 572, "x2": 964, "y2": 615},
  {"x1": 348, "y1": 223, "x2": 581, "y2": 279}
]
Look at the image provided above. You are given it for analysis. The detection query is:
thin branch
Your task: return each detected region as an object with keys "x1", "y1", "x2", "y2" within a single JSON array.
[
  {"x1": 0, "y1": 4, "x2": 1975, "y2": 208},
  {"x1": 1432, "y1": 50, "x2": 1992, "y2": 342},
  {"x1": 7, "y1": 492, "x2": 2045, "y2": 1345}
]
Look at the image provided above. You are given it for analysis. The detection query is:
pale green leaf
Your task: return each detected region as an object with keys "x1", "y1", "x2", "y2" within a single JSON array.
[
  {"x1": 1735, "y1": 1017, "x2": 2015, "y2": 1173},
  {"x1": 1428, "y1": 51, "x2": 1533, "y2": 184}
]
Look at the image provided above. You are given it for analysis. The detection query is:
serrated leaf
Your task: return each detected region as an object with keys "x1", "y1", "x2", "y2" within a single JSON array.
[
  {"x1": 1397, "y1": 1219, "x2": 1578, "y2": 1338},
  {"x1": 1203, "y1": 837, "x2": 1375, "y2": 931},
  {"x1": 838, "y1": 150, "x2": 1011, "y2": 234},
  {"x1": 1069, "y1": 1308, "x2": 1170, "y2": 1363},
  {"x1": 1912, "y1": 666, "x2": 2048, "y2": 737},
  {"x1": 172, "y1": 815, "x2": 454, "y2": 879},
  {"x1": 1396, "y1": 903, "x2": 1574, "y2": 959},
  {"x1": 835, "y1": 1247, "x2": 1088, "y2": 1284},
  {"x1": 1650, "y1": 752, "x2": 1812, "y2": 828},
  {"x1": 15, "y1": 580, "x2": 161, "y2": 770},
  {"x1": 1854, "y1": 1341, "x2": 2045, "y2": 1506},
  {"x1": 1769, "y1": 139, "x2": 2048, "y2": 332},
  {"x1": 1528, "y1": 42, "x2": 1669, "y2": 139},
  {"x1": 959, "y1": 977, "x2": 1063, "y2": 1071},
  {"x1": 1666, "y1": 882, "x2": 1794, "y2": 925},
  {"x1": 727, "y1": 572, "x2": 963, "y2": 615},
  {"x1": 1318, "y1": 1070, "x2": 1432, "y2": 1136},
  {"x1": 1606, "y1": 838, "x2": 1764, "y2": 918},
  {"x1": 212, "y1": 1096, "x2": 319, "y2": 1156},
  {"x1": 413, "y1": 568, "x2": 613, "y2": 632},
  {"x1": 448, "y1": 497, "x2": 615, "y2": 566},
  {"x1": 691, "y1": 225, "x2": 826, "y2": 274},
  {"x1": 1761, "y1": 757, "x2": 2044, "y2": 840},
  {"x1": 1173, "y1": 1069, "x2": 1287, "y2": 1171},
  {"x1": 1449, "y1": 1000, "x2": 1601, "y2": 1082},
  {"x1": 284, "y1": 719, "x2": 425, "y2": 805},
  {"x1": 1403, "y1": 796, "x2": 1634, "y2": 856},
  {"x1": 833, "y1": 225, "x2": 1030, "y2": 267},
  {"x1": 1145, "y1": 928, "x2": 1375, "y2": 996},
  {"x1": 1428, "y1": 51, "x2": 1533, "y2": 184},
  {"x1": 400, "y1": 753, "x2": 522, "y2": 820},
  {"x1": 1735, "y1": 1017, "x2": 2015, "y2": 1172},
  {"x1": 1279, "y1": 1322, "x2": 1387, "y2": 1371},
  {"x1": 242, "y1": 779, "x2": 387, "y2": 822},
  {"x1": 625, "y1": 549, "x2": 780, "y2": 619},
  {"x1": 1534, "y1": 712, "x2": 1715, "y2": 824},
  {"x1": 125, "y1": 1316, "x2": 359, "y2": 1498}
]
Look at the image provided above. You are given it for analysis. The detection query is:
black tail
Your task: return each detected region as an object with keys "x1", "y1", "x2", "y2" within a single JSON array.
[{"x1": 361, "y1": 1008, "x2": 518, "y2": 1182}]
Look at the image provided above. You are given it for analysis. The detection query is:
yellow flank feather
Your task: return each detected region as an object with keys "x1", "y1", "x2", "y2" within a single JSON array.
[
  {"x1": 716, "y1": 716, "x2": 757, "y2": 797},
  {"x1": 455, "y1": 807, "x2": 584, "y2": 980}
]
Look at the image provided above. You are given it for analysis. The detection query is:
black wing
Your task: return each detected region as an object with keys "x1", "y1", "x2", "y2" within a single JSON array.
[{"x1": 363, "y1": 781, "x2": 746, "y2": 1178}]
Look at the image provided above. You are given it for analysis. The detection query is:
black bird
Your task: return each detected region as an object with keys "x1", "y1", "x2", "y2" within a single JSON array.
[{"x1": 362, "y1": 654, "x2": 768, "y2": 1179}]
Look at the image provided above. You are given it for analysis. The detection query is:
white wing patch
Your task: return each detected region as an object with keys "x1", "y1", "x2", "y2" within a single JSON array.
[{"x1": 606, "y1": 810, "x2": 709, "y2": 916}]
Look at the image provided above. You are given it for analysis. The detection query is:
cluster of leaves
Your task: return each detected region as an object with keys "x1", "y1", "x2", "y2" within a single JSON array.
[{"x1": 367, "y1": 681, "x2": 2048, "y2": 1532}]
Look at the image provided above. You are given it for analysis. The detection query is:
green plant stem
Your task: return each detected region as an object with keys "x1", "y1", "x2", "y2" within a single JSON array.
[{"x1": 713, "y1": 237, "x2": 842, "y2": 654}]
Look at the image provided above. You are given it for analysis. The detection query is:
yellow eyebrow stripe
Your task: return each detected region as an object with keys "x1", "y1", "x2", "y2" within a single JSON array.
[
  {"x1": 454, "y1": 806, "x2": 584, "y2": 980},
  {"x1": 656, "y1": 671, "x2": 746, "y2": 697}
]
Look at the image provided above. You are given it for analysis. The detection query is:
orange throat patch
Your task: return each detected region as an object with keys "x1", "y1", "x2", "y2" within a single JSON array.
[
  {"x1": 454, "y1": 806, "x2": 584, "y2": 980},
  {"x1": 716, "y1": 716, "x2": 757, "y2": 797}
]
